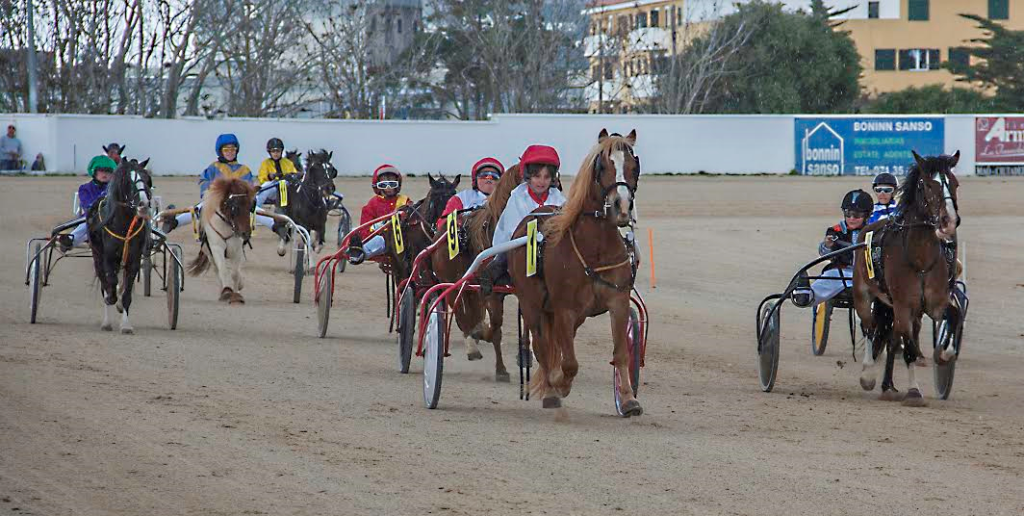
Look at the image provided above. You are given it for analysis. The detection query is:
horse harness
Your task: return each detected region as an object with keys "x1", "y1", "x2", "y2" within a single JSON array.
[{"x1": 97, "y1": 168, "x2": 152, "y2": 267}]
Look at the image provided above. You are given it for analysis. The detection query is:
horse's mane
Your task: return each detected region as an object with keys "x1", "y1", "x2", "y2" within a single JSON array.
[
  {"x1": 202, "y1": 177, "x2": 253, "y2": 224},
  {"x1": 543, "y1": 135, "x2": 634, "y2": 245},
  {"x1": 467, "y1": 163, "x2": 521, "y2": 251}
]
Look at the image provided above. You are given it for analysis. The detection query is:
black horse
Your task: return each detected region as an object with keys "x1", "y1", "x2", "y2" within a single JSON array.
[
  {"x1": 285, "y1": 149, "x2": 303, "y2": 174},
  {"x1": 87, "y1": 158, "x2": 153, "y2": 333},
  {"x1": 274, "y1": 149, "x2": 337, "y2": 254}
]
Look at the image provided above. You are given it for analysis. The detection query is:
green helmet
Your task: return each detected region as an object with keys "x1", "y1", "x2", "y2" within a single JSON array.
[{"x1": 88, "y1": 155, "x2": 117, "y2": 178}]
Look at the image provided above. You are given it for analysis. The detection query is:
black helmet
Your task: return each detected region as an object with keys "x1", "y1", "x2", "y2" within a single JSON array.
[
  {"x1": 841, "y1": 189, "x2": 873, "y2": 214},
  {"x1": 266, "y1": 138, "x2": 284, "y2": 151},
  {"x1": 872, "y1": 172, "x2": 898, "y2": 187}
]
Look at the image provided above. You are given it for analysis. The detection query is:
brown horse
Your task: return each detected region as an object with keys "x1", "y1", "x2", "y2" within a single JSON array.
[
  {"x1": 508, "y1": 129, "x2": 641, "y2": 415},
  {"x1": 853, "y1": 150, "x2": 960, "y2": 406},
  {"x1": 430, "y1": 164, "x2": 524, "y2": 381},
  {"x1": 187, "y1": 177, "x2": 257, "y2": 304}
]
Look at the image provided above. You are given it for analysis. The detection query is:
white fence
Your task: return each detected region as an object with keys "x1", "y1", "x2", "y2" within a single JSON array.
[{"x1": 0, "y1": 113, "x2": 988, "y2": 176}]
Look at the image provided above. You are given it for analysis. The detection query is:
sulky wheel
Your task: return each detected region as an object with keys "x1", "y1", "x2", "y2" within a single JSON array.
[
  {"x1": 811, "y1": 300, "x2": 833, "y2": 356},
  {"x1": 613, "y1": 307, "x2": 643, "y2": 417},
  {"x1": 28, "y1": 242, "x2": 43, "y2": 324},
  {"x1": 757, "y1": 301, "x2": 781, "y2": 393},
  {"x1": 397, "y1": 287, "x2": 416, "y2": 374},
  {"x1": 316, "y1": 269, "x2": 332, "y2": 338},
  {"x1": 336, "y1": 208, "x2": 351, "y2": 273},
  {"x1": 167, "y1": 245, "x2": 181, "y2": 330},
  {"x1": 422, "y1": 292, "x2": 446, "y2": 409},
  {"x1": 932, "y1": 315, "x2": 960, "y2": 401},
  {"x1": 292, "y1": 246, "x2": 305, "y2": 304}
]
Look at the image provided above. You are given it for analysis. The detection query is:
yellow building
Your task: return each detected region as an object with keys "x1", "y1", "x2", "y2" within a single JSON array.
[
  {"x1": 582, "y1": 0, "x2": 1024, "y2": 111},
  {"x1": 841, "y1": 0, "x2": 1024, "y2": 95}
]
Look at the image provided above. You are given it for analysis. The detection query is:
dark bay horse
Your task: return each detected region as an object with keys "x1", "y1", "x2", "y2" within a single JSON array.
[
  {"x1": 853, "y1": 150, "x2": 960, "y2": 406},
  {"x1": 385, "y1": 173, "x2": 459, "y2": 286},
  {"x1": 508, "y1": 129, "x2": 641, "y2": 415},
  {"x1": 87, "y1": 158, "x2": 153, "y2": 333},
  {"x1": 275, "y1": 149, "x2": 337, "y2": 254},
  {"x1": 432, "y1": 165, "x2": 523, "y2": 381}
]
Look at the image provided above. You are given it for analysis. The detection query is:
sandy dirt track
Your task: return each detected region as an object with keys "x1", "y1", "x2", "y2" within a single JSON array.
[{"x1": 1, "y1": 175, "x2": 1023, "y2": 516}]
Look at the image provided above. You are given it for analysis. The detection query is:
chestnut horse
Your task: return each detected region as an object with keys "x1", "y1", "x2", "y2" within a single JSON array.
[
  {"x1": 509, "y1": 129, "x2": 641, "y2": 415},
  {"x1": 853, "y1": 151, "x2": 960, "y2": 406},
  {"x1": 431, "y1": 164, "x2": 523, "y2": 381},
  {"x1": 187, "y1": 177, "x2": 257, "y2": 304}
]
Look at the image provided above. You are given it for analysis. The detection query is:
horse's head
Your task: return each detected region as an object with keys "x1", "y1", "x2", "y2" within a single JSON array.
[
  {"x1": 426, "y1": 173, "x2": 460, "y2": 223},
  {"x1": 906, "y1": 150, "x2": 960, "y2": 241},
  {"x1": 215, "y1": 178, "x2": 256, "y2": 240},
  {"x1": 286, "y1": 149, "x2": 304, "y2": 174},
  {"x1": 112, "y1": 158, "x2": 153, "y2": 219},
  {"x1": 305, "y1": 149, "x2": 337, "y2": 198},
  {"x1": 592, "y1": 128, "x2": 640, "y2": 228}
]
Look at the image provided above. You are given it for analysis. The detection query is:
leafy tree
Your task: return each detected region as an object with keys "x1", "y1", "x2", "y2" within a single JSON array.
[
  {"x1": 946, "y1": 14, "x2": 1024, "y2": 111},
  {"x1": 659, "y1": 1, "x2": 861, "y2": 114},
  {"x1": 862, "y1": 85, "x2": 1000, "y2": 114}
]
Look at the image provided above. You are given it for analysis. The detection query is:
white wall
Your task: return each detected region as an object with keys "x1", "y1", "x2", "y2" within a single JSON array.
[{"x1": 1, "y1": 112, "x2": 984, "y2": 177}]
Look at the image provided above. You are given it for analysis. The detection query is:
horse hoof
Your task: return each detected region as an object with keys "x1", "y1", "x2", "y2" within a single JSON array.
[
  {"x1": 219, "y1": 288, "x2": 234, "y2": 302},
  {"x1": 860, "y1": 377, "x2": 876, "y2": 391},
  {"x1": 495, "y1": 371, "x2": 511, "y2": 383},
  {"x1": 467, "y1": 350, "x2": 483, "y2": 361},
  {"x1": 229, "y1": 293, "x2": 245, "y2": 305},
  {"x1": 937, "y1": 348, "x2": 958, "y2": 364},
  {"x1": 902, "y1": 389, "x2": 927, "y2": 407},
  {"x1": 120, "y1": 326, "x2": 134, "y2": 335},
  {"x1": 277, "y1": 247, "x2": 287, "y2": 257},
  {"x1": 542, "y1": 397, "x2": 561, "y2": 409},
  {"x1": 878, "y1": 389, "x2": 902, "y2": 402},
  {"x1": 914, "y1": 357, "x2": 928, "y2": 367},
  {"x1": 101, "y1": 324, "x2": 113, "y2": 332},
  {"x1": 620, "y1": 399, "x2": 644, "y2": 418}
]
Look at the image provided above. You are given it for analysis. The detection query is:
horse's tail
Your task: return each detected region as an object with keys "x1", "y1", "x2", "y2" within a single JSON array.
[{"x1": 187, "y1": 248, "x2": 210, "y2": 276}]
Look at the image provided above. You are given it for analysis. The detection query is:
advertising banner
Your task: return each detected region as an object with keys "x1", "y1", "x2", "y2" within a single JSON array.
[{"x1": 795, "y1": 117, "x2": 945, "y2": 176}]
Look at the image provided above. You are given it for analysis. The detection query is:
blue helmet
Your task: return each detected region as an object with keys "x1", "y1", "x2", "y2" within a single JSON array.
[{"x1": 215, "y1": 134, "x2": 240, "y2": 157}]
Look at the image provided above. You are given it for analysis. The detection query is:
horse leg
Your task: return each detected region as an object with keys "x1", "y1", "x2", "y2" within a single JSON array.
[
  {"x1": 456, "y1": 294, "x2": 484, "y2": 361},
  {"x1": 486, "y1": 297, "x2": 510, "y2": 383},
  {"x1": 207, "y1": 237, "x2": 235, "y2": 301},
  {"x1": 610, "y1": 300, "x2": 642, "y2": 416},
  {"x1": 857, "y1": 301, "x2": 881, "y2": 392},
  {"x1": 118, "y1": 252, "x2": 141, "y2": 334},
  {"x1": 227, "y1": 238, "x2": 246, "y2": 304},
  {"x1": 549, "y1": 309, "x2": 579, "y2": 399},
  {"x1": 90, "y1": 239, "x2": 114, "y2": 331},
  {"x1": 901, "y1": 316, "x2": 928, "y2": 407},
  {"x1": 527, "y1": 312, "x2": 561, "y2": 408},
  {"x1": 879, "y1": 343, "x2": 900, "y2": 401}
]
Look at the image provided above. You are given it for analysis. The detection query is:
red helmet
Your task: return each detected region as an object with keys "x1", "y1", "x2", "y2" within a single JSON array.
[
  {"x1": 520, "y1": 145, "x2": 560, "y2": 169},
  {"x1": 372, "y1": 164, "x2": 403, "y2": 194},
  {"x1": 471, "y1": 157, "x2": 504, "y2": 189}
]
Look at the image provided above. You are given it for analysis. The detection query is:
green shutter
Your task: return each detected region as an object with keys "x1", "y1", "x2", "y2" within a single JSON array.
[
  {"x1": 949, "y1": 47, "x2": 970, "y2": 69},
  {"x1": 908, "y1": 0, "x2": 929, "y2": 21},
  {"x1": 875, "y1": 49, "x2": 896, "y2": 71},
  {"x1": 989, "y1": 0, "x2": 1008, "y2": 20}
]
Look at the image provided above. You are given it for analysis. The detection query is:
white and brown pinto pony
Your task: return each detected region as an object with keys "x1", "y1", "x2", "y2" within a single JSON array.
[
  {"x1": 509, "y1": 129, "x2": 641, "y2": 415},
  {"x1": 187, "y1": 177, "x2": 256, "y2": 304}
]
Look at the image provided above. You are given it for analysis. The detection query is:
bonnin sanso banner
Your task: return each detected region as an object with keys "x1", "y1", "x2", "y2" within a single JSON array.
[{"x1": 794, "y1": 117, "x2": 945, "y2": 176}]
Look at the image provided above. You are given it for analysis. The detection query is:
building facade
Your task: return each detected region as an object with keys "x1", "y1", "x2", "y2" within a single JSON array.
[{"x1": 583, "y1": 0, "x2": 1023, "y2": 112}]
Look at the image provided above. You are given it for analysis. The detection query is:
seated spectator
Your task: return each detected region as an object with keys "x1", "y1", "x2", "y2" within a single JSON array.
[{"x1": 31, "y1": 153, "x2": 46, "y2": 172}]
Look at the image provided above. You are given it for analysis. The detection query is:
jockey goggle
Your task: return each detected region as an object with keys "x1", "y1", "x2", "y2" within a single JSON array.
[
  {"x1": 476, "y1": 169, "x2": 501, "y2": 181},
  {"x1": 375, "y1": 180, "x2": 400, "y2": 190},
  {"x1": 844, "y1": 209, "x2": 868, "y2": 219},
  {"x1": 873, "y1": 186, "x2": 895, "y2": 194}
]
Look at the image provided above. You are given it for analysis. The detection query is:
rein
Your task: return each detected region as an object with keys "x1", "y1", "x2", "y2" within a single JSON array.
[
  {"x1": 103, "y1": 214, "x2": 146, "y2": 267},
  {"x1": 568, "y1": 229, "x2": 633, "y2": 292}
]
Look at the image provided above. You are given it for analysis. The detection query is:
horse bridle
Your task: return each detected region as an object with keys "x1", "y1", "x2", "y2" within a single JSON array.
[
  {"x1": 591, "y1": 148, "x2": 641, "y2": 219},
  {"x1": 214, "y1": 192, "x2": 251, "y2": 238},
  {"x1": 908, "y1": 169, "x2": 959, "y2": 230}
]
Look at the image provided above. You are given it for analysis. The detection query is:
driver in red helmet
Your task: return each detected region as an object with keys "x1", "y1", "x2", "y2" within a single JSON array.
[
  {"x1": 348, "y1": 164, "x2": 410, "y2": 265},
  {"x1": 479, "y1": 145, "x2": 566, "y2": 295},
  {"x1": 435, "y1": 157, "x2": 504, "y2": 230}
]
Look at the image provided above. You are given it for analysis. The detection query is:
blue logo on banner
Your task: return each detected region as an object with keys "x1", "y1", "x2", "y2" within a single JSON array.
[{"x1": 795, "y1": 118, "x2": 945, "y2": 176}]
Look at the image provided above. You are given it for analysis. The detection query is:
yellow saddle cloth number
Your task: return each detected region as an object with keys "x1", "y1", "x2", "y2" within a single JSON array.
[
  {"x1": 864, "y1": 231, "x2": 875, "y2": 280},
  {"x1": 278, "y1": 180, "x2": 289, "y2": 207},
  {"x1": 526, "y1": 219, "x2": 538, "y2": 277},
  {"x1": 391, "y1": 212, "x2": 404, "y2": 254},
  {"x1": 446, "y1": 212, "x2": 459, "y2": 259}
]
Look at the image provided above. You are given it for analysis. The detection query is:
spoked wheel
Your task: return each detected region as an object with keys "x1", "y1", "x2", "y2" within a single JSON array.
[
  {"x1": 613, "y1": 308, "x2": 643, "y2": 417},
  {"x1": 932, "y1": 315, "x2": 961, "y2": 400},
  {"x1": 422, "y1": 292, "x2": 445, "y2": 409},
  {"x1": 757, "y1": 301, "x2": 781, "y2": 393},
  {"x1": 292, "y1": 246, "x2": 305, "y2": 304},
  {"x1": 336, "y1": 208, "x2": 351, "y2": 273},
  {"x1": 166, "y1": 246, "x2": 181, "y2": 330},
  {"x1": 316, "y1": 269, "x2": 332, "y2": 338},
  {"x1": 397, "y1": 287, "x2": 415, "y2": 374},
  {"x1": 28, "y1": 242, "x2": 42, "y2": 324},
  {"x1": 142, "y1": 251, "x2": 153, "y2": 297},
  {"x1": 811, "y1": 301, "x2": 832, "y2": 356}
]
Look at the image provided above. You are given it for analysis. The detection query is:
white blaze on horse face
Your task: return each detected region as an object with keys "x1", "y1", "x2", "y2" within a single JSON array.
[
  {"x1": 610, "y1": 150, "x2": 631, "y2": 217},
  {"x1": 131, "y1": 170, "x2": 149, "y2": 207},
  {"x1": 934, "y1": 172, "x2": 957, "y2": 236}
]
